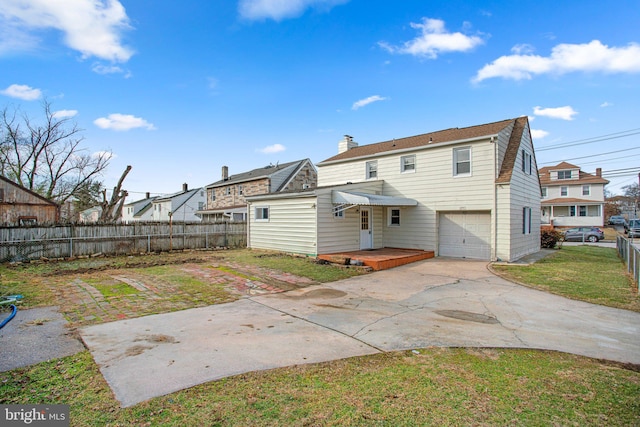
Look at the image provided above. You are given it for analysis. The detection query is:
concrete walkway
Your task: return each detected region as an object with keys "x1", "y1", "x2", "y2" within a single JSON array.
[{"x1": 80, "y1": 258, "x2": 640, "y2": 407}]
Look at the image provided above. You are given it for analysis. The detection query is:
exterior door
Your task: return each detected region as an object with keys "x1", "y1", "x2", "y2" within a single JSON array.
[{"x1": 360, "y1": 208, "x2": 373, "y2": 250}]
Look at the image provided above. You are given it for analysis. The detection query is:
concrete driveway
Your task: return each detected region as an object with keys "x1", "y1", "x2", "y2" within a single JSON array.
[{"x1": 80, "y1": 257, "x2": 640, "y2": 407}]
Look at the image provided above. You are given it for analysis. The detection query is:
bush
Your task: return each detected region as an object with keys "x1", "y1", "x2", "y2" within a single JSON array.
[{"x1": 541, "y1": 229, "x2": 563, "y2": 249}]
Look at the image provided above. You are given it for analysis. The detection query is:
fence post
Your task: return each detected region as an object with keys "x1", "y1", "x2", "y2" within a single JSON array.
[
  {"x1": 69, "y1": 237, "x2": 73, "y2": 258},
  {"x1": 147, "y1": 234, "x2": 151, "y2": 253}
]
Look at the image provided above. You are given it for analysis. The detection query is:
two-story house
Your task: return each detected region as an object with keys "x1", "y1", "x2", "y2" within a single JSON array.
[
  {"x1": 539, "y1": 162, "x2": 609, "y2": 227},
  {"x1": 151, "y1": 184, "x2": 206, "y2": 222},
  {"x1": 121, "y1": 193, "x2": 156, "y2": 222},
  {"x1": 0, "y1": 176, "x2": 60, "y2": 225},
  {"x1": 198, "y1": 159, "x2": 317, "y2": 222},
  {"x1": 246, "y1": 117, "x2": 541, "y2": 262}
]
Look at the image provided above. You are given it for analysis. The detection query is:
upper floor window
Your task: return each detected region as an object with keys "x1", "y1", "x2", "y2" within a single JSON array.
[
  {"x1": 557, "y1": 170, "x2": 572, "y2": 179},
  {"x1": 541, "y1": 187, "x2": 548, "y2": 198},
  {"x1": 366, "y1": 161, "x2": 377, "y2": 179},
  {"x1": 225, "y1": 187, "x2": 231, "y2": 195},
  {"x1": 401, "y1": 155, "x2": 416, "y2": 173},
  {"x1": 238, "y1": 185, "x2": 244, "y2": 195},
  {"x1": 453, "y1": 147, "x2": 471, "y2": 176},
  {"x1": 560, "y1": 186, "x2": 568, "y2": 197},
  {"x1": 582, "y1": 185, "x2": 590, "y2": 196},
  {"x1": 521, "y1": 150, "x2": 532, "y2": 175}
]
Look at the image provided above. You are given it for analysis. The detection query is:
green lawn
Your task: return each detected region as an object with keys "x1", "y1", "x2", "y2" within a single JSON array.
[{"x1": 1, "y1": 246, "x2": 639, "y2": 426}]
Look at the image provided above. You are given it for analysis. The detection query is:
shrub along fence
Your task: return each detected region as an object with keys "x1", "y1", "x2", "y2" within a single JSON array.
[
  {"x1": 617, "y1": 235, "x2": 640, "y2": 291},
  {"x1": 0, "y1": 222, "x2": 247, "y2": 262}
]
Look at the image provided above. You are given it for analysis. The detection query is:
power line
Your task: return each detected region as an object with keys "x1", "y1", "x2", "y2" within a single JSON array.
[
  {"x1": 538, "y1": 147, "x2": 640, "y2": 165},
  {"x1": 535, "y1": 128, "x2": 640, "y2": 152}
]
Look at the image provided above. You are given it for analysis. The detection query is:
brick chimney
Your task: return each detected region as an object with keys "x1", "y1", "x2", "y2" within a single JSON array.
[
  {"x1": 338, "y1": 135, "x2": 358, "y2": 154},
  {"x1": 182, "y1": 183, "x2": 188, "y2": 192},
  {"x1": 145, "y1": 192, "x2": 150, "y2": 199},
  {"x1": 596, "y1": 168, "x2": 602, "y2": 177},
  {"x1": 222, "y1": 165, "x2": 229, "y2": 181}
]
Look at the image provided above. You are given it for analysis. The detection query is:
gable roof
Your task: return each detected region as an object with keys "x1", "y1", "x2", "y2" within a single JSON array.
[
  {"x1": 318, "y1": 118, "x2": 517, "y2": 164},
  {"x1": 538, "y1": 163, "x2": 609, "y2": 186},
  {"x1": 205, "y1": 159, "x2": 313, "y2": 191},
  {"x1": 0, "y1": 175, "x2": 59, "y2": 206},
  {"x1": 154, "y1": 188, "x2": 202, "y2": 213},
  {"x1": 496, "y1": 116, "x2": 528, "y2": 184},
  {"x1": 124, "y1": 195, "x2": 157, "y2": 217}
]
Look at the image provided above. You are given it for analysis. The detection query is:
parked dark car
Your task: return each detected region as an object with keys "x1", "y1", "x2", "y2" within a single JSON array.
[
  {"x1": 628, "y1": 219, "x2": 640, "y2": 238},
  {"x1": 563, "y1": 227, "x2": 604, "y2": 242},
  {"x1": 608, "y1": 215, "x2": 627, "y2": 225}
]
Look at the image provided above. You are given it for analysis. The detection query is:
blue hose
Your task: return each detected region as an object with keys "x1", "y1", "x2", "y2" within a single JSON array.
[{"x1": 0, "y1": 304, "x2": 17, "y2": 329}]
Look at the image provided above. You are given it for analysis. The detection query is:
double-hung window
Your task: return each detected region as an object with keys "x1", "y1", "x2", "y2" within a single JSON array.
[
  {"x1": 453, "y1": 147, "x2": 471, "y2": 176},
  {"x1": 388, "y1": 208, "x2": 400, "y2": 226},
  {"x1": 401, "y1": 155, "x2": 415, "y2": 173},
  {"x1": 560, "y1": 186, "x2": 568, "y2": 197},
  {"x1": 366, "y1": 161, "x2": 378, "y2": 179},
  {"x1": 582, "y1": 185, "x2": 590, "y2": 196}
]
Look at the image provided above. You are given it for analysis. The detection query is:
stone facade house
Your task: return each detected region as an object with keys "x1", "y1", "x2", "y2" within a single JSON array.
[{"x1": 198, "y1": 159, "x2": 317, "y2": 222}]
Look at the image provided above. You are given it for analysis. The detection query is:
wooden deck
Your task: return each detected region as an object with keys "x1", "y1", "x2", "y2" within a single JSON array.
[{"x1": 318, "y1": 248, "x2": 435, "y2": 271}]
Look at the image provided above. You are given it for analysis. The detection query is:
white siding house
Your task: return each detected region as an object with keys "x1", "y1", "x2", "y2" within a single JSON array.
[
  {"x1": 247, "y1": 117, "x2": 541, "y2": 262},
  {"x1": 151, "y1": 184, "x2": 206, "y2": 222},
  {"x1": 539, "y1": 162, "x2": 609, "y2": 227}
]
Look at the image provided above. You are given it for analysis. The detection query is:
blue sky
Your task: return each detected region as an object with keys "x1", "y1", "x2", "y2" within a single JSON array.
[{"x1": 1, "y1": 0, "x2": 639, "y2": 199}]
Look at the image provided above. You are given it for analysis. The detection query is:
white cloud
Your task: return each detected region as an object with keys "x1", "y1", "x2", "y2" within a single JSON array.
[
  {"x1": 600, "y1": 101, "x2": 613, "y2": 107},
  {"x1": 239, "y1": 0, "x2": 348, "y2": 21},
  {"x1": 379, "y1": 18, "x2": 484, "y2": 59},
  {"x1": 530, "y1": 129, "x2": 549, "y2": 139},
  {"x1": 94, "y1": 113, "x2": 155, "y2": 131},
  {"x1": 0, "y1": 84, "x2": 42, "y2": 100},
  {"x1": 533, "y1": 106, "x2": 578, "y2": 121},
  {"x1": 52, "y1": 109, "x2": 78, "y2": 118},
  {"x1": 258, "y1": 143, "x2": 286, "y2": 154},
  {"x1": 473, "y1": 40, "x2": 640, "y2": 82},
  {"x1": 0, "y1": 0, "x2": 134, "y2": 62},
  {"x1": 352, "y1": 95, "x2": 387, "y2": 110}
]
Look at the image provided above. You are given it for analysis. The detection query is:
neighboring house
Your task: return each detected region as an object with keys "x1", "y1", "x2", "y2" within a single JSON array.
[
  {"x1": 0, "y1": 176, "x2": 60, "y2": 225},
  {"x1": 151, "y1": 184, "x2": 206, "y2": 222},
  {"x1": 122, "y1": 192, "x2": 156, "y2": 222},
  {"x1": 79, "y1": 206, "x2": 102, "y2": 223},
  {"x1": 606, "y1": 195, "x2": 637, "y2": 221},
  {"x1": 198, "y1": 159, "x2": 317, "y2": 222},
  {"x1": 539, "y1": 162, "x2": 609, "y2": 227},
  {"x1": 246, "y1": 117, "x2": 541, "y2": 262}
]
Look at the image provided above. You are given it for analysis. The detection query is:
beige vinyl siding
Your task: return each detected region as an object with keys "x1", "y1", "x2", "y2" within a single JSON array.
[
  {"x1": 319, "y1": 139, "x2": 497, "y2": 252},
  {"x1": 317, "y1": 181, "x2": 384, "y2": 254},
  {"x1": 496, "y1": 123, "x2": 541, "y2": 261},
  {"x1": 248, "y1": 196, "x2": 318, "y2": 256}
]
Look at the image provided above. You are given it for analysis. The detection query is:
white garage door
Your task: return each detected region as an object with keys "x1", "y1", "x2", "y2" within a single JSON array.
[{"x1": 438, "y1": 212, "x2": 491, "y2": 259}]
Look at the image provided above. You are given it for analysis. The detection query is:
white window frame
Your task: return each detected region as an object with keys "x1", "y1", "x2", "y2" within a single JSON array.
[
  {"x1": 333, "y1": 210, "x2": 344, "y2": 219},
  {"x1": 366, "y1": 161, "x2": 378, "y2": 180},
  {"x1": 541, "y1": 187, "x2": 548, "y2": 198},
  {"x1": 238, "y1": 185, "x2": 244, "y2": 196},
  {"x1": 388, "y1": 207, "x2": 400, "y2": 226},
  {"x1": 582, "y1": 185, "x2": 590, "y2": 196},
  {"x1": 453, "y1": 147, "x2": 471, "y2": 177},
  {"x1": 255, "y1": 206, "x2": 269, "y2": 222},
  {"x1": 560, "y1": 186, "x2": 568, "y2": 197},
  {"x1": 401, "y1": 155, "x2": 416, "y2": 173},
  {"x1": 523, "y1": 207, "x2": 532, "y2": 234},
  {"x1": 558, "y1": 170, "x2": 572, "y2": 179}
]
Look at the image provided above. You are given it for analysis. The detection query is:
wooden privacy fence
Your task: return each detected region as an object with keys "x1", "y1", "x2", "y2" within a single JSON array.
[
  {"x1": 617, "y1": 235, "x2": 640, "y2": 291},
  {"x1": 0, "y1": 222, "x2": 247, "y2": 262}
]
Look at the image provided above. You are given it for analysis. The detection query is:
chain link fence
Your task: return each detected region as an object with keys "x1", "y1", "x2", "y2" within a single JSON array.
[{"x1": 617, "y1": 235, "x2": 640, "y2": 291}]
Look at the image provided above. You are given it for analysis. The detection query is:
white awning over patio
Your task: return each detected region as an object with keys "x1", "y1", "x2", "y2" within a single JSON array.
[{"x1": 332, "y1": 191, "x2": 418, "y2": 213}]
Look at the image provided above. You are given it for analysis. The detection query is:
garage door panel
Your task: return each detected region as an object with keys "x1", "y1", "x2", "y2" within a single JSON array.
[{"x1": 439, "y1": 212, "x2": 491, "y2": 260}]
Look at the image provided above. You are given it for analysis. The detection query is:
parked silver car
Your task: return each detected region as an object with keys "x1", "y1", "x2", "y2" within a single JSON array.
[
  {"x1": 563, "y1": 227, "x2": 604, "y2": 243},
  {"x1": 627, "y1": 219, "x2": 640, "y2": 238}
]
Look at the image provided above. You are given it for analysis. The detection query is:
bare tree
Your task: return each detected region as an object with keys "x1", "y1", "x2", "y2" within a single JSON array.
[
  {"x1": 0, "y1": 100, "x2": 111, "y2": 204},
  {"x1": 99, "y1": 165, "x2": 132, "y2": 222}
]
